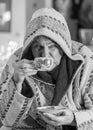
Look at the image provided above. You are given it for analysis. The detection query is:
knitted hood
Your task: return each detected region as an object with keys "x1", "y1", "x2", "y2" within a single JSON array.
[{"x1": 21, "y1": 8, "x2": 84, "y2": 62}]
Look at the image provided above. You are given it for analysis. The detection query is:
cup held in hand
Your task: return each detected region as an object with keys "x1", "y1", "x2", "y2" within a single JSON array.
[{"x1": 34, "y1": 57, "x2": 54, "y2": 71}]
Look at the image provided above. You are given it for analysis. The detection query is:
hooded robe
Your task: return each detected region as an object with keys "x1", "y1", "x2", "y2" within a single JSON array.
[{"x1": 0, "y1": 8, "x2": 93, "y2": 130}]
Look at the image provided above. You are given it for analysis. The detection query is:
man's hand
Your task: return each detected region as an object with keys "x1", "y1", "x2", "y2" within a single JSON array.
[
  {"x1": 39, "y1": 108, "x2": 75, "y2": 126},
  {"x1": 12, "y1": 59, "x2": 38, "y2": 92}
]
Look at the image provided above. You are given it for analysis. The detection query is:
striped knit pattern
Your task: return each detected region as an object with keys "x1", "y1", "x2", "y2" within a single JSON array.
[
  {"x1": 12, "y1": 98, "x2": 29, "y2": 128},
  {"x1": 24, "y1": 15, "x2": 71, "y2": 50}
]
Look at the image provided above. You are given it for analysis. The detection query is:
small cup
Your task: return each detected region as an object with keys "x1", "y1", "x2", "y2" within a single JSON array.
[{"x1": 34, "y1": 57, "x2": 54, "y2": 71}]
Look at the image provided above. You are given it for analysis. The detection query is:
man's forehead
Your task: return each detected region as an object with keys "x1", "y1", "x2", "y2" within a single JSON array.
[{"x1": 33, "y1": 36, "x2": 55, "y2": 45}]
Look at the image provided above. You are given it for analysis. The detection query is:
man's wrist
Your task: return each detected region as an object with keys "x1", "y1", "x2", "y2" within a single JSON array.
[{"x1": 12, "y1": 75, "x2": 23, "y2": 93}]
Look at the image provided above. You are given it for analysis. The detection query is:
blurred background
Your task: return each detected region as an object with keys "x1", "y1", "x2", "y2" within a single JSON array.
[{"x1": 0, "y1": 0, "x2": 93, "y2": 75}]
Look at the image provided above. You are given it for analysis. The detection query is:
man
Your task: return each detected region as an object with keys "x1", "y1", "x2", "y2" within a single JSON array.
[{"x1": 0, "y1": 8, "x2": 93, "y2": 130}]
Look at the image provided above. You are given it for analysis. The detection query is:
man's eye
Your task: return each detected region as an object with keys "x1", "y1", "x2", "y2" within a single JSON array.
[
  {"x1": 32, "y1": 44, "x2": 40, "y2": 50},
  {"x1": 49, "y1": 45, "x2": 56, "y2": 50},
  {"x1": 34, "y1": 44, "x2": 39, "y2": 49},
  {"x1": 34, "y1": 46, "x2": 44, "y2": 52}
]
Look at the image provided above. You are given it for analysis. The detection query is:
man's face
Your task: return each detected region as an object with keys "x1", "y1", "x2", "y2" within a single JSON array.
[{"x1": 31, "y1": 36, "x2": 62, "y2": 70}]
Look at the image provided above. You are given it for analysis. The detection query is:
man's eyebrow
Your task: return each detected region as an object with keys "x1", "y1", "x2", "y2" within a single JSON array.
[
  {"x1": 46, "y1": 41, "x2": 55, "y2": 45},
  {"x1": 31, "y1": 40, "x2": 39, "y2": 46}
]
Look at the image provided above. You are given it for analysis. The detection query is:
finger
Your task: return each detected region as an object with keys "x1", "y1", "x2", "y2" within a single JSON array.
[
  {"x1": 22, "y1": 59, "x2": 36, "y2": 68},
  {"x1": 22, "y1": 59, "x2": 41, "y2": 70},
  {"x1": 14, "y1": 59, "x2": 39, "y2": 71},
  {"x1": 43, "y1": 109, "x2": 65, "y2": 116},
  {"x1": 25, "y1": 70, "x2": 37, "y2": 76},
  {"x1": 39, "y1": 113, "x2": 57, "y2": 126},
  {"x1": 22, "y1": 68, "x2": 37, "y2": 74},
  {"x1": 43, "y1": 113, "x2": 59, "y2": 121},
  {"x1": 21, "y1": 62, "x2": 38, "y2": 70},
  {"x1": 43, "y1": 113, "x2": 67, "y2": 124},
  {"x1": 13, "y1": 59, "x2": 31, "y2": 68}
]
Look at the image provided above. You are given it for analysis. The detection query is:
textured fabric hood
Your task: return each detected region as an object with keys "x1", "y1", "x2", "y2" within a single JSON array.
[{"x1": 21, "y1": 8, "x2": 84, "y2": 62}]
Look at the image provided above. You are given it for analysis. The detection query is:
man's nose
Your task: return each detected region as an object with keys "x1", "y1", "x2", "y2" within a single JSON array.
[{"x1": 44, "y1": 46, "x2": 50, "y2": 57}]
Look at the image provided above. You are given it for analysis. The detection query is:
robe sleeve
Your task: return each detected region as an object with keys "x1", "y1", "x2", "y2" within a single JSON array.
[
  {"x1": 0, "y1": 50, "x2": 35, "y2": 127},
  {"x1": 74, "y1": 67, "x2": 93, "y2": 130}
]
